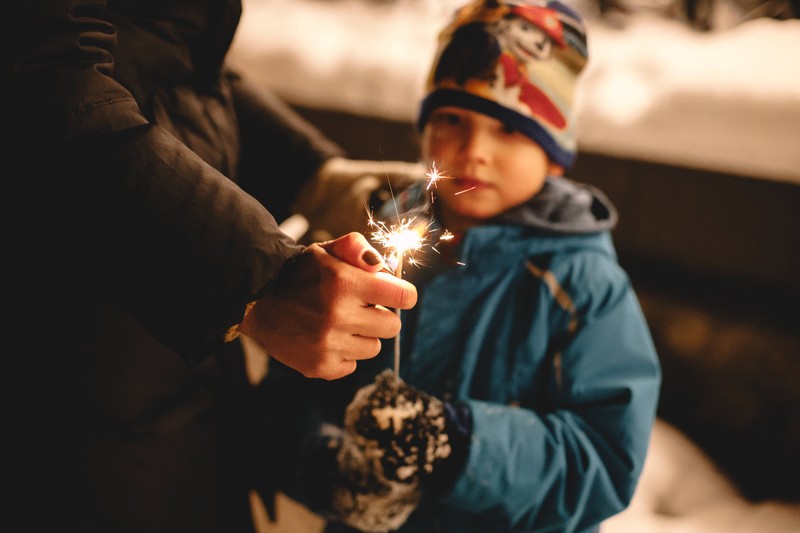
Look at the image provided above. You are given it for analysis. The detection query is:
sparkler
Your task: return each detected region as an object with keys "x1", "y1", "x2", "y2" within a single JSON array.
[
  {"x1": 425, "y1": 161, "x2": 446, "y2": 190},
  {"x1": 368, "y1": 162, "x2": 462, "y2": 378},
  {"x1": 368, "y1": 215, "x2": 429, "y2": 377}
]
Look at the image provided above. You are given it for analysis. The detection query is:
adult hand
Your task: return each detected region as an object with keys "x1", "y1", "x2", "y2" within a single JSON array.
[{"x1": 239, "y1": 232, "x2": 417, "y2": 380}]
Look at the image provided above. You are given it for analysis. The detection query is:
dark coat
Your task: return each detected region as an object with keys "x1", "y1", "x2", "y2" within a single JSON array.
[{"x1": 7, "y1": 1, "x2": 341, "y2": 531}]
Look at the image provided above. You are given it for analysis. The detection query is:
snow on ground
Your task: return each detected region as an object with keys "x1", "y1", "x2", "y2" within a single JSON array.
[{"x1": 229, "y1": 0, "x2": 800, "y2": 183}]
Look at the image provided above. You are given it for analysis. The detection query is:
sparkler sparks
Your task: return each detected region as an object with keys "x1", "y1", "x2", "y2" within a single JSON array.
[
  {"x1": 425, "y1": 161, "x2": 446, "y2": 190},
  {"x1": 425, "y1": 161, "x2": 476, "y2": 196},
  {"x1": 368, "y1": 162, "x2": 466, "y2": 379},
  {"x1": 368, "y1": 167, "x2": 439, "y2": 379},
  {"x1": 368, "y1": 214, "x2": 430, "y2": 378},
  {"x1": 368, "y1": 216, "x2": 430, "y2": 274},
  {"x1": 439, "y1": 230, "x2": 454, "y2": 242}
]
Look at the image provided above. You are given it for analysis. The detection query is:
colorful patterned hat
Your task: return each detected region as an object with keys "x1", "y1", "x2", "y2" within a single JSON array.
[{"x1": 418, "y1": 0, "x2": 588, "y2": 169}]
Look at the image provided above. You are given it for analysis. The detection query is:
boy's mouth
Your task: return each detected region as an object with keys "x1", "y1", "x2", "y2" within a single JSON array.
[{"x1": 454, "y1": 176, "x2": 486, "y2": 192}]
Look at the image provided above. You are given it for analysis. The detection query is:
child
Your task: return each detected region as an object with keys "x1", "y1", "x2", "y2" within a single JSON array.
[{"x1": 250, "y1": 1, "x2": 661, "y2": 532}]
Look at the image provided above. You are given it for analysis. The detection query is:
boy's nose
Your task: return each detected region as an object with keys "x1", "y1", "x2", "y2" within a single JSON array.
[{"x1": 460, "y1": 126, "x2": 491, "y2": 161}]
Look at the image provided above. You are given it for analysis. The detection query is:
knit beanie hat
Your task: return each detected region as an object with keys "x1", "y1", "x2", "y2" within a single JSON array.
[{"x1": 418, "y1": 0, "x2": 588, "y2": 169}]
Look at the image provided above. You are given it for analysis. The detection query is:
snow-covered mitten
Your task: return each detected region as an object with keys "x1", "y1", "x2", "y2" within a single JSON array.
[{"x1": 331, "y1": 369, "x2": 469, "y2": 532}]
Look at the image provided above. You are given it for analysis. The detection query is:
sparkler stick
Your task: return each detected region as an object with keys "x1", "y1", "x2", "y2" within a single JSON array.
[
  {"x1": 392, "y1": 254, "x2": 403, "y2": 376},
  {"x1": 369, "y1": 218, "x2": 427, "y2": 377},
  {"x1": 368, "y1": 209, "x2": 428, "y2": 380},
  {"x1": 368, "y1": 162, "x2": 450, "y2": 380}
]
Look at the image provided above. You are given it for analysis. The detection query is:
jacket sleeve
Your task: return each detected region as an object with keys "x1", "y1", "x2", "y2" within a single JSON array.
[
  {"x1": 444, "y1": 254, "x2": 662, "y2": 531},
  {"x1": 247, "y1": 360, "x2": 359, "y2": 518},
  {"x1": 10, "y1": 0, "x2": 304, "y2": 365}
]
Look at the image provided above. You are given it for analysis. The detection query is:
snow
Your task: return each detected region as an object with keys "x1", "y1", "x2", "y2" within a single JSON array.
[{"x1": 229, "y1": 0, "x2": 800, "y2": 184}]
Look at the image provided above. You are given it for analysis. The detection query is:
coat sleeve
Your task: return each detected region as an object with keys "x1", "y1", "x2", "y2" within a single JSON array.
[
  {"x1": 10, "y1": 0, "x2": 304, "y2": 365},
  {"x1": 247, "y1": 360, "x2": 360, "y2": 519},
  {"x1": 444, "y1": 254, "x2": 662, "y2": 531}
]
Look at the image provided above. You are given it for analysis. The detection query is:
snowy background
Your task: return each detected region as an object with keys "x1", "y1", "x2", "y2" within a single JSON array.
[{"x1": 228, "y1": 0, "x2": 800, "y2": 184}]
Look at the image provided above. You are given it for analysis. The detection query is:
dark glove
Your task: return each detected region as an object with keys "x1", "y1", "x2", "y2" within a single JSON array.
[
  {"x1": 344, "y1": 369, "x2": 453, "y2": 484},
  {"x1": 330, "y1": 369, "x2": 471, "y2": 532}
]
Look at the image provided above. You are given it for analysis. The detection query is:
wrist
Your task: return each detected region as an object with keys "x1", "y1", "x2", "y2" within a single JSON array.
[{"x1": 224, "y1": 300, "x2": 258, "y2": 342}]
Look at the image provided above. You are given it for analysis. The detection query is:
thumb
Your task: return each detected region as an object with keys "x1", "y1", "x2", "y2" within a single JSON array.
[{"x1": 320, "y1": 232, "x2": 387, "y2": 273}]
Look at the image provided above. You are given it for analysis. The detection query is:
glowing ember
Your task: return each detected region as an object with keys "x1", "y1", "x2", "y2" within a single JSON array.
[
  {"x1": 425, "y1": 161, "x2": 447, "y2": 190},
  {"x1": 368, "y1": 217, "x2": 429, "y2": 274},
  {"x1": 439, "y1": 230, "x2": 454, "y2": 241}
]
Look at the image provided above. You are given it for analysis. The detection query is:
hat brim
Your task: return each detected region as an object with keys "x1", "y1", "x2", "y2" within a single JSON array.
[{"x1": 417, "y1": 89, "x2": 575, "y2": 169}]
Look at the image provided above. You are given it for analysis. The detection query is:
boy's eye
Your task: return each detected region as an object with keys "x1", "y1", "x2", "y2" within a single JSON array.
[
  {"x1": 501, "y1": 122, "x2": 518, "y2": 135},
  {"x1": 431, "y1": 111, "x2": 463, "y2": 126}
]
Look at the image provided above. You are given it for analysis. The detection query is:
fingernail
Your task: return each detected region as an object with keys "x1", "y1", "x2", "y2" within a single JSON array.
[{"x1": 362, "y1": 249, "x2": 382, "y2": 266}]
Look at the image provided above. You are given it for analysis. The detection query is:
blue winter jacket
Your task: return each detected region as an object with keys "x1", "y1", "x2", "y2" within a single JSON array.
[{"x1": 256, "y1": 177, "x2": 661, "y2": 533}]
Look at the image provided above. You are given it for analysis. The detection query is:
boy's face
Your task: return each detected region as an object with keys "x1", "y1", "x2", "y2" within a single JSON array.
[{"x1": 421, "y1": 106, "x2": 560, "y2": 233}]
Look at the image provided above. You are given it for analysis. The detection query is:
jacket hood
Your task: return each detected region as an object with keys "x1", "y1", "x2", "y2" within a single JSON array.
[
  {"x1": 380, "y1": 176, "x2": 619, "y2": 272},
  {"x1": 495, "y1": 176, "x2": 617, "y2": 234},
  {"x1": 387, "y1": 175, "x2": 616, "y2": 235}
]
